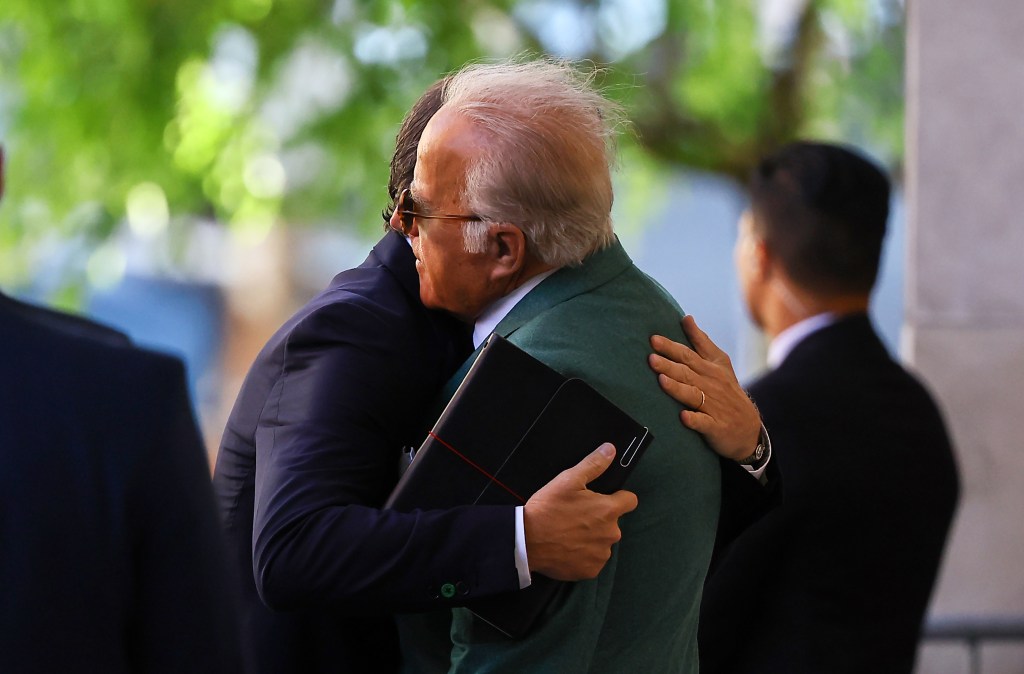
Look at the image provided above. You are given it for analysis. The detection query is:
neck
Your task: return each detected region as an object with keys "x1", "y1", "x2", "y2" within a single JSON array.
[
  {"x1": 470, "y1": 264, "x2": 558, "y2": 347},
  {"x1": 508, "y1": 257, "x2": 556, "y2": 293},
  {"x1": 761, "y1": 276, "x2": 869, "y2": 338}
]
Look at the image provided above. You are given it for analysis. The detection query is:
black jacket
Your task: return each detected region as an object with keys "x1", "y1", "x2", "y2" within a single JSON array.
[
  {"x1": 0, "y1": 293, "x2": 239, "y2": 673},
  {"x1": 699, "y1": 314, "x2": 959, "y2": 674}
]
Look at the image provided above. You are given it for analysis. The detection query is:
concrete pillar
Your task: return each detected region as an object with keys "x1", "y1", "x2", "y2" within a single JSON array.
[{"x1": 906, "y1": 0, "x2": 1024, "y2": 671}]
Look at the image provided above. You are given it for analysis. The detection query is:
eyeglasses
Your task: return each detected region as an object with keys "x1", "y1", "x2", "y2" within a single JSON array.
[{"x1": 392, "y1": 188, "x2": 481, "y2": 236}]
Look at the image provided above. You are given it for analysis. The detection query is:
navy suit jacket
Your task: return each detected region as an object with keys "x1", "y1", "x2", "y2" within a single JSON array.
[
  {"x1": 0, "y1": 293, "x2": 240, "y2": 673},
  {"x1": 699, "y1": 314, "x2": 959, "y2": 674},
  {"x1": 710, "y1": 454, "x2": 782, "y2": 575},
  {"x1": 213, "y1": 231, "x2": 521, "y2": 674}
]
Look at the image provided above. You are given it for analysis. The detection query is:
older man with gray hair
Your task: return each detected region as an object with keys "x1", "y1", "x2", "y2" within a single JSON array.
[{"x1": 390, "y1": 58, "x2": 720, "y2": 673}]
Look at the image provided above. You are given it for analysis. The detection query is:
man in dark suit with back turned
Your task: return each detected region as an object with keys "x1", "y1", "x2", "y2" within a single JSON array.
[
  {"x1": 670, "y1": 141, "x2": 959, "y2": 673},
  {"x1": 0, "y1": 147, "x2": 240, "y2": 673}
]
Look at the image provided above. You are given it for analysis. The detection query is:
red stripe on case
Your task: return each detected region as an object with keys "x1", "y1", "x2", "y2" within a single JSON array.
[{"x1": 427, "y1": 431, "x2": 527, "y2": 504}]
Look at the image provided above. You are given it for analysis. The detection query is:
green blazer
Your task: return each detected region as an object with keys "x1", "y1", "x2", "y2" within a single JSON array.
[{"x1": 442, "y1": 239, "x2": 722, "y2": 673}]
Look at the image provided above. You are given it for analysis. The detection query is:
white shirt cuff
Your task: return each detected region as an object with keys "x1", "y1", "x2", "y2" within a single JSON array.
[{"x1": 514, "y1": 505, "x2": 532, "y2": 589}]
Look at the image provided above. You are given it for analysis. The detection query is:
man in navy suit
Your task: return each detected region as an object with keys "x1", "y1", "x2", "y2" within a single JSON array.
[
  {"x1": 0, "y1": 148, "x2": 240, "y2": 673},
  {"x1": 662, "y1": 141, "x2": 960, "y2": 673}
]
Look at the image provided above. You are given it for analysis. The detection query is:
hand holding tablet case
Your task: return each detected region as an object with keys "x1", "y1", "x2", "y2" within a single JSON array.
[{"x1": 385, "y1": 333, "x2": 652, "y2": 638}]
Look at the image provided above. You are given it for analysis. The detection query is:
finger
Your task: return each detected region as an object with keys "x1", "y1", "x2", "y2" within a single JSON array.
[
  {"x1": 648, "y1": 353, "x2": 697, "y2": 387},
  {"x1": 650, "y1": 333, "x2": 717, "y2": 378},
  {"x1": 649, "y1": 347, "x2": 712, "y2": 386},
  {"x1": 563, "y1": 442, "x2": 616, "y2": 485},
  {"x1": 680, "y1": 409, "x2": 714, "y2": 434},
  {"x1": 649, "y1": 333, "x2": 696, "y2": 365},
  {"x1": 681, "y1": 315, "x2": 728, "y2": 363},
  {"x1": 657, "y1": 373, "x2": 704, "y2": 409},
  {"x1": 605, "y1": 489, "x2": 639, "y2": 515}
]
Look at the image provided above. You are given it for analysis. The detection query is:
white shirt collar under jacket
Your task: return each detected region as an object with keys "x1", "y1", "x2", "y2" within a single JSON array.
[
  {"x1": 767, "y1": 312, "x2": 838, "y2": 369},
  {"x1": 472, "y1": 269, "x2": 558, "y2": 349}
]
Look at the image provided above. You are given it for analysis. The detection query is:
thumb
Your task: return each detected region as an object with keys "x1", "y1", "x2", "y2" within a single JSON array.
[{"x1": 563, "y1": 442, "x2": 616, "y2": 486}]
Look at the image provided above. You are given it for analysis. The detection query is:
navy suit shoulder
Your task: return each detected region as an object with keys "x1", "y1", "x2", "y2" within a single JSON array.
[
  {"x1": 749, "y1": 316, "x2": 956, "y2": 492},
  {"x1": 0, "y1": 297, "x2": 240, "y2": 674},
  {"x1": 700, "y1": 315, "x2": 958, "y2": 674},
  {"x1": 0, "y1": 291, "x2": 131, "y2": 346},
  {"x1": 213, "y1": 232, "x2": 519, "y2": 674}
]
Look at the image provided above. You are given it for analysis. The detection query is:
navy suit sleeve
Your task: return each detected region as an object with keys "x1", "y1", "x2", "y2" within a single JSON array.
[
  {"x1": 126, "y1": 354, "x2": 241, "y2": 673},
  {"x1": 699, "y1": 501, "x2": 794, "y2": 674},
  {"x1": 251, "y1": 297, "x2": 519, "y2": 612},
  {"x1": 710, "y1": 455, "x2": 783, "y2": 573}
]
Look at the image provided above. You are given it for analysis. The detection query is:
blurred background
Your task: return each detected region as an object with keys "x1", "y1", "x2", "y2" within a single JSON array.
[
  {"x1": 0, "y1": 0, "x2": 907, "y2": 452},
  {"x1": 0, "y1": 0, "x2": 1021, "y2": 671}
]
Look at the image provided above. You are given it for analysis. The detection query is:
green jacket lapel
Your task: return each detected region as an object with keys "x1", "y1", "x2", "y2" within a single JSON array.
[{"x1": 492, "y1": 238, "x2": 633, "y2": 340}]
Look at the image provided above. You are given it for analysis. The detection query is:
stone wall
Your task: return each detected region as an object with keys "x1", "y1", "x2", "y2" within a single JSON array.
[{"x1": 906, "y1": 1, "x2": 1024, "y2": 671}]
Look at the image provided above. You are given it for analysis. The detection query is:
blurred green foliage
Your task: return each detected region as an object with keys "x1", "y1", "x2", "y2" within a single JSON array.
[{"x1": 0, "y1": 0, "x2": 904, "y2": 291}]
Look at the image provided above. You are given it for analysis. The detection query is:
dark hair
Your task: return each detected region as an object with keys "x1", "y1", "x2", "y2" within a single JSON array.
[
  {"x1": 749, "y1": 141, "x2": 891, "y2": 295},
  {"x1": 380, "y1": 77, "x2": 450, "y2": 230}
]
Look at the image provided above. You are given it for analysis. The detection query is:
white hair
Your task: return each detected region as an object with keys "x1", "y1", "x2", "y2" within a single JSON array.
[{"x1": 441, "y1": 58, "x2": 624, "y2": 267}]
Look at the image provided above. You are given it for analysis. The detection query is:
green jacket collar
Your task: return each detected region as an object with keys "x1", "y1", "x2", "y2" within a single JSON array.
[{"x1": 493, "y1": 237, "x2": 632, "y2": 339}]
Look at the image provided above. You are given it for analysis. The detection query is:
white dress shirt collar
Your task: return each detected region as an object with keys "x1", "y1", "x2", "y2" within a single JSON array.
[
  {"x1": 767, "y1": 312, "x2": 838, "y2": 369},
  {"x1": 473, "y1": 269, "x2": 558, "y2": 349}
]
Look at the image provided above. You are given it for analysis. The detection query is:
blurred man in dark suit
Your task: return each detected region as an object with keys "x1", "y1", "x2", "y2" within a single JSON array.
[
  {"x1": 656, "y1": 141, "x2": 960, "y2": 673},
  {"x1": 0, "y1": 146, "x2": 240, "y2": 673}
]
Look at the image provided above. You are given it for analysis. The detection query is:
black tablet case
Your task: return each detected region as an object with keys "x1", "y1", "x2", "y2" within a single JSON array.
[{"x1": 385, "y1": 334, "x2": 652, "y2": 638}]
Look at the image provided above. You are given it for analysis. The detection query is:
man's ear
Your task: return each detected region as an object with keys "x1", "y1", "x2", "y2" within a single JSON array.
[
  {"x1": 750, "y1": 237, "x2": 773, "y2": 281},
  {"x1": 488, "y1": 223, "x2": 527, "y2": 281}
]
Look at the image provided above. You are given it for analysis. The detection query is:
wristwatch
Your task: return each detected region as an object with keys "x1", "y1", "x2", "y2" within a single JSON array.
[{"x1": 738, "y1": 428, "x2": 768, "y2": 466}]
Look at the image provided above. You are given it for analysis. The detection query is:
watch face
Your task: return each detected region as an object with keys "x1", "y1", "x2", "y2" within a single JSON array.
[{"x1": 739, "y1": 443, "x2": 763, "y2": 465}]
